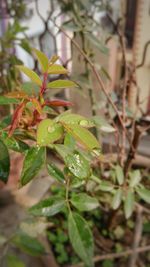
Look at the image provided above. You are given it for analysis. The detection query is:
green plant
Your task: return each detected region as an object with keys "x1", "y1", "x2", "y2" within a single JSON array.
[{"x1": 0, "y1": 46, "x2": 150, "y2": 267}]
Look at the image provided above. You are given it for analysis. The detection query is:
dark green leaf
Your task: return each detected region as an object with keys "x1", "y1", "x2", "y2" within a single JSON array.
[
  {"x1": 29, "y1": 196, "x2": 65, "y2": 216},
  {"x1": 112, "y1": 189, "x2": 123, "y2": 209},
  {"x1": 12, "y1": 233, "x2": 45, "y2": 256},
  {"x1": 37, "y1": 119, "x2": 63, "y2": 146},
  {"x1": 0, "y1": 96, "x2": 19, "y2": 105},
  {"x1": 47, "y1": 163, "x2": 65, "y2": 183},
  {"x1": 65, "y1": 151, "x2": 90, "y2": 179},
  {"x1": 124, "y1": 190, "x2": 134, "y2": 219},
  {"x1": 1, "y1": 132, "x2": 29, "y2": 153},
  {"x1": 136, "y1": 187, "x2": 150, "y2": 204},
  {"x1": 68, "y1": 212, "x2": 94, "y2": 267},
  {"x1": 0, "y1": 139, "x2": 10, "y2": 183},
  {"x1": 20, "y1": 39, "x2": 31, "y2": 54},
  {"x1": 71, "y1": 193, "x2": 99, "y2": 211},
  {"x1": 20, "y1": 146, "x2": 46, "y2": 186}
]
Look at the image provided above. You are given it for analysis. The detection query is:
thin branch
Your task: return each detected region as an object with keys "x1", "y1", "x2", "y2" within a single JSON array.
[
  {"x1": 71, "y1": 245, "x2": 150, "y2": 267},
  {"x1": 52, "y1": 21, "x2": 133, "y2": 148}
]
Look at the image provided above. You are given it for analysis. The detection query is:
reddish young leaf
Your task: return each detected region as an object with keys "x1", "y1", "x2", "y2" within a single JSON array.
[
  {"x1": 8, "y1": 102, "x2": 26, "y2": 137},
  {"x1": 45, "y1": 99, "x2": 73, "y2": 107}
]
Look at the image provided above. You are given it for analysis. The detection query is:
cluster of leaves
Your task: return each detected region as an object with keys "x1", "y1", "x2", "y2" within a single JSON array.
[{"x1": 0, "y1": 49, "x2": 150, "y2": 267}]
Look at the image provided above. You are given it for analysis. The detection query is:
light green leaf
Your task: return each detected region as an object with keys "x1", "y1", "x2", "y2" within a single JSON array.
[
  {"x1": 33, "y1": 48, "x2": 49, "y2": 73},
  {"x1": 0, "y1": 96, "x2": 19, "y2": 105},
  {"x1": 47, "y1": 163, "x2": 65, "y2": 183},
  {"x1": 129, "y1": 170, "x2": 141, "y2": 187},
  {"x1": 65, "y1": 151, "x2": 90, "y2": 179},
  {"x1": 7, "y1": 255, "x2": 25, "y2": 267},
  {"x1": 20, "y1": 146, "x2": 46, "y2": 186},
  {"x1": 57, "y1": 113, "x2": 94, "y2": 128},
  {"x1": 29, "y1": 196, "x2": 65, "y2": 216},
  {"x1": 54, "y1": 144, "x2": 73, "y2": 159},
  {"x1": 68, "y1": 212, "x2": 94, "y2": 267},
  {"x1": 112, "y1": 189, "x2": 123, "y2": 209},
  {"x1": 0, "y1": 139, "x2": 10, "y2": 183},
  {"x1": 96, "y1": 181, "x2": 114, "y2": 192},
  {"x1": 64, "y1": 133, "x2": 76, "y2": 149},
  {"x1": 115, "y1": 165, "x2": 124, "y2": 185},
  {"x1": 48, "y1": 64, "x2": 68, "y2": 74},
  {"x1": 37, "y1": 119, "x2": 63, "y2": 146},
  {"x1": 12, "y1": 233, "x2": 45, "y2": 256},
  {"x1": 85, "y1": 33, "x2": 108, "y2": 54},
  {"x1": 136, "y1": 187, "x2": 150, "y2": 204},
  {"x1": 71, "y1": 193, "x2": 99, "y2": 211},
  {"x1": 63, "y1": 124, "x2": 100, "y2": 150},
  {"x1": 92, "y1": 116, "x2": 115, "y2": 133},
  {"x1": 124, "y1": 190, "x2": 134, "y2": 219},
  {"x1": 47, "y1": 79, "x2": 77, "y2": 89},
  {"x1": 16, "y1": 65, "x2": 42, "y2": 86}
]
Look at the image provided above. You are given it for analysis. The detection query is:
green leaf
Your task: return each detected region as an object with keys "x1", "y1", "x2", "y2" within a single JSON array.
[
  {"x1": 64, "y1": 133, "x2": 76, "y2": 149},
  {"x1": 0, "y1": 139, "x2": 10, "y2": 183},
  {"x1": 20, "y1": 146, "x2": 46, "y2": 186},
  {"x1": 112, "y1": 189, "x2": 123, "y2": 209},
  {"x1": 1, "y1": 132, "x2": 29, "y2": 153},
  {"x1": 71, "y1": 193, "x2": 99, "y2": 211},
  {"x1": 96, "y1": 181, "x2": 114, "y2": 192},
  {"x1": 12, "y1": 233, "x2": 45, "y2": 256},
  {"x1": 16, "y1": 65, "x2": 42, "y2": 86},
  {"x1": 54, "y1": 144, "x2": 73, "y2": 159},
  {"x1": 47, "y1": 79, "x2": 77, "y2": 89},
  {"x1": 20, "y1": 38, "x2": 31, "y2": 54},
  {"x1": 129, "y1": 170, "x2": 141, "y2": 187},
  {"x1": 124, "y1": 190, "x2": 134, "y2": 219},
  {"x1": 33, "y1": 48, "x2": 49, "y2": 73},
  {"x1": 136, "y1": 187, "x2": 150, "y2": 204},
  {"x1": 115, "y1": 165, "x2": 124, "y2": 185},
  {"x1": 0, "y1": 96, "x2": 19, "y2": 105},
  {"x1": 57, "y1": 113, "x2": 94, "y2": 128},
  {"x1": 37, "y1": 119, "x2": 63, "y2": 146},
  {"x1": 22, "y1": 82, "x2": 39, "y2": 96},
  {"x1": 6, "y1": 255, "x2": 25, "y2": 267},
  {"x1": 29, "y1": 196, "x2": 65, "y2": 216},
  {"x1": 47, "y1": 163, "x2": 65, "y2": 183},
  {"x1": 65, "y1": 151, "x2": 90, "y2": 179},
  {"x1": 48, "y1": 64, "x2": 68, "y2": 74},
  {"x1": 68, "y1": 212, "x2": 94, "y2": 267},
  {"x1": 85, "y1": 33, "x2": 108, "y2": 54},
  {"x1": 92, "y1": 116, "x2": 115, "y2": 133},
  {"x1": 63, "y1": 124, "x2": 100, "y2": 150}
]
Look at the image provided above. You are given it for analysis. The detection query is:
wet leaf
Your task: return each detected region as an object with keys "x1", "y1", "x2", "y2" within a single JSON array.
[
  {"x1": 68, "y1": 212, "x2": 94, "y2": 267},
  {"x1": 57, "y1": 113, "x2": 94, "y2": 127},
  {"x1": 71, "y1": 193, "x2": 99, "y2": 211},
  {"x1": 20, "y1": 146, "x2": 46, "y2": 186},
  {"x1": 29, "y1": 196, "x2": 65, "y2": 217},
  {"x1": 1, "y1": 132, "x2": 29, "y2": 153},
  {"x1": 63, "y1": 124, "x2": 100, "y2": 150},
  {"x1": 47, "y1": 163, "x2": 65, "y2": 183},
  {"x1": 37, "y1": 119, "x2": 63, "y2": 146},
  {"x1": 65, "y1": 151, "x2": 90, "y2": 179},
  {"x1": 16, "y1": 65, "x2": 42, "y2": 86},
  {"x1": 0, "y1": 139, "x2": 10, "y2": 183}
]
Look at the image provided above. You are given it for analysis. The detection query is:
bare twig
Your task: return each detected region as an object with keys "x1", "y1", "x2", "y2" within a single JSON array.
[
  {"x1": 128, "y1": 205, "x2": 143, "y2": 267},
  {"x1": 71, "y1": 245, "x2": 150, "y2": 267}
]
